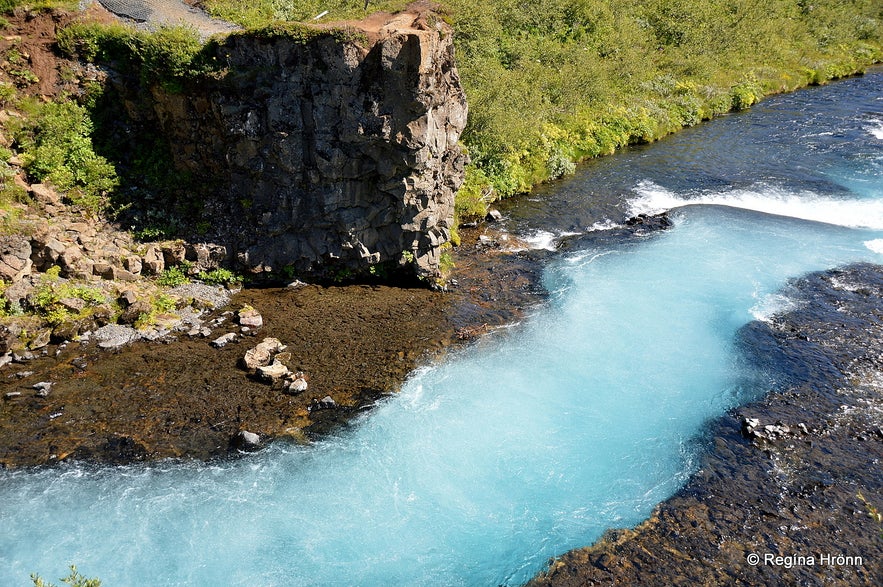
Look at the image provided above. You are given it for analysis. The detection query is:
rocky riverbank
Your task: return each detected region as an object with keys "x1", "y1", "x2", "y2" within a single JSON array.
[
  {"x1": 529, "y1": 263, "x2": 883, "y2": 586},
  {"x1": 0, "y1": 218, "x2": 554, "y2": 468}
]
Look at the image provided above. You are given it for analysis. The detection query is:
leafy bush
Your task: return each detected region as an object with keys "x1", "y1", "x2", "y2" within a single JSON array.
[
  {"x1": 57, "y1": 23, "x2": 221, "y2": 91},
  {"x1": 15, "y1": 100, "x2": 118, "y2": 214},
  {"x1": 196, "y1": 267, "x2": 242, "y2": 286},
  {"x1": 157, "y1": 265, "x2": 190, "y2": 287}
]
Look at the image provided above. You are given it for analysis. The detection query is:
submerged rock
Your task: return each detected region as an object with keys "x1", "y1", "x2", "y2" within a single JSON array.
[
  {"x1": 32, "y1": 381, "x2": 52, "y2": 397},
  {"x1": 285, "y1": 376, "x2": 309, "y2": 395}
]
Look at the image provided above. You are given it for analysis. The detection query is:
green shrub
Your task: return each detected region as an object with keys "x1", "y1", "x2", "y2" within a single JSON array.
[
  {"x1": 196, "y1": 267, "x2": 242, "y2": 286},
  {"x1": 57, "y1": 22, "x2": 222, "y2": 91},
  {"x1": 157, "y1": 265, "x2": 190, "y2": 287},
  {"x1": 16, "y1": 100, "x2": 118, "y2": 214}
]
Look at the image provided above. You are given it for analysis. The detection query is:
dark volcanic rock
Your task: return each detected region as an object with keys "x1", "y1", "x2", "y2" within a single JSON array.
[
  {"x1": 117, "y1": 11, "x2": 468, "y2": 281},
  {"x1": 530, "y1": 263, "x2": 883, "y2": 587}
]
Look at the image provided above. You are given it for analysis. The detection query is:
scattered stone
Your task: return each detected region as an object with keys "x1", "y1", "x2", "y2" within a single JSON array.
[
  {"x1": 59, "y1": 297, "x2": 87, "y2": 313},
  {"x1": 237, "y1": 306, "x2": 263, "y2": 329},
  {"x1": 211, "y1": 332, "x2": 237, "y2": 348},
  {"x1": 13, "y1": 370, "x2": 33, "y2": 378},
  {"x1": 232, "y1": 430, "x2": 261, "y2": 451},
  {"x1": 624, "y1": 212, "x2": 674, "y2": 232},
  {"x1": 161, "y1": 242, "x2": 187, "y2": 267},
  {"x1": 52, "y1": 316, "x2": 97, "y2": 344},
  {"x1": 118, "y1": 289, "x2": 139, "y2": 308},
  {"x1": 286, "y1": 280, "x2": 307, "y2": 289},
  {"x1": 285, "y1": 376, "x2": 308, "y2": 394},
  {"x1": 111, "y1": 266, "x2": 138, "y2": 282},
  {"x1": 740, "y1": 417, "x2": 761, "y2": 438},
  {"x1": 29, "y1": 183, "x2": 60, "y2": 205},
  {"x1": 92, "y1": 261, "x2": 114, "y2": 280},
  {"x1": 28, "y1": 328, "x2": 51, "y2": 350},
  {"x1": 241, "y1": 337, "x2": 286, "y2": 370},
  {"x1": 257, "y1": 360, "x2": 290, "y2": 383},
  {"x1": 185, "y1": 243, "x2": 227, "y2": 272},
  {"x1": 118, "y1": 300, "x2": 153, "y2": 325},
  {"x1": 4, "y1": 391, "x2": 21, "y2": 400},
  {"x1": 149, "y1": 312, "x2": 182, "y2": 332},
  {"x1": 33, "y1": 237, "x2": 66, "y2": 268},
  {"x1": 189, "y1": 326, "x2": 212, "y2": 338},
  {"x1": 168, "y1": 282, "x2": 233, "y2": 311},
  {"x1": 486, "y1": 208, "x2": 503, "y2": 222},
  {"x1": 142, "y1": 244, "x2": 165, "y2": 275},
  {"x1": 741, "y1": 416, "x2": 800, "y2": 442},
  {"x1": 309, "y1": 395, "x2": 336, "y2": 411},
  {"x1": 59, "y1": 246, "x2": 83, "y2": 274},
  {"x1": 12, "y1": 350, "x2": 35, "y2": 362},
  {"x1": 0, "y1": 235, "x2": 32, "y2": 281},
  {"x1": 123, "y1": 255, "x2": 142, "y2": 275},
  {"x1": 32, "y1": 381, "x2": 52, "y2": 397},
  {"x1": 93, "y1": 324, "x2": 139, "y2": 349},
  {"x1": 0, "y1": 353, "x2": 11, "y2": 369}
]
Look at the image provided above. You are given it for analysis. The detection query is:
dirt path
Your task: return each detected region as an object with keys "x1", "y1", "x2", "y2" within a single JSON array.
[{"x1": 96, "y1": 0, "x2": 239, "y2": 38}]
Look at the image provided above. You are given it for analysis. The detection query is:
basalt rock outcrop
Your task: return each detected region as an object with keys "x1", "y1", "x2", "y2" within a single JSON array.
[{"x1": 119, "y1": 10, "x2": 468, "y2": 280}]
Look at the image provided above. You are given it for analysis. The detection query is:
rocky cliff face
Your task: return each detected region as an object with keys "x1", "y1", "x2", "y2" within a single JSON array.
[{"x1": 127, "y1": 12, "x2": 467, "y2": 281}]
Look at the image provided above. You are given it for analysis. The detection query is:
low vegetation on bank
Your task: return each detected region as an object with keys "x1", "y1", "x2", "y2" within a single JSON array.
[{"x1": 200, "y1": 0, "x2": 883, "y2": 219}]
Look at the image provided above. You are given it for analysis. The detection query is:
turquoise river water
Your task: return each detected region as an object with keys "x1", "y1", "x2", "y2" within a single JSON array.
[{"x1": 1, "y1": 69, "x2": 882, "y2": 585}]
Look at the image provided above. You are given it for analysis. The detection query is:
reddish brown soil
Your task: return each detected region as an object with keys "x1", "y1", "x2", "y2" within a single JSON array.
[{"x1": 0, "y1": 5, "x2": 114, "y2": 99}]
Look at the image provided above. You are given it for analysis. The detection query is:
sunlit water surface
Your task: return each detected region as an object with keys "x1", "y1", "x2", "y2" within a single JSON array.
[{"x1": 2, "y1": 70, "x2": 882, "y2": 585}]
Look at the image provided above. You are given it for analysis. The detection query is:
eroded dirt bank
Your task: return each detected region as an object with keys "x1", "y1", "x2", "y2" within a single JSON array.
[{"x1": 530, "y1": 263, "x2": 883, "y2": 586}]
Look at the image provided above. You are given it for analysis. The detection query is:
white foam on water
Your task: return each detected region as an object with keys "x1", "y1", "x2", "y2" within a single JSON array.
[
  {"x1": 867, "y1": 117, "x2": 883, "y2": 140},
  {"x1": 628, "y1": 180, "x2": 883, "y2": 230},
  {"x1": 507, "y1": 230, "x2": 583, "y2": 252},
  {"x1": 750, "y1": 292, "x2": 802, "y2": 322},
  {"x1": 864, "y1": 238, "x2": 883, "y2": 255},
  {"x1": 520, "y1": 230, "x2": 560, "y2": 250},
  {"x1": 588, "y1": 219, "x2": 622, "y2": 231}
]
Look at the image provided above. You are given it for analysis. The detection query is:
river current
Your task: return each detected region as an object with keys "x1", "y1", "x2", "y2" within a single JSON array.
[{"x1": 2, "y1": 70, "x2": 882, "y2": 585}]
